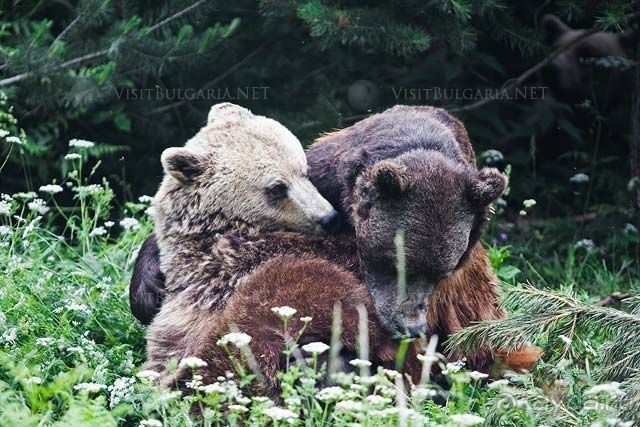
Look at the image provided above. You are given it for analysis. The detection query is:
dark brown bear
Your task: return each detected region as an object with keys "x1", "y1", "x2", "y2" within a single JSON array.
[{"x1": 541, "y1": 14, "x2": 636, "y2": 103}]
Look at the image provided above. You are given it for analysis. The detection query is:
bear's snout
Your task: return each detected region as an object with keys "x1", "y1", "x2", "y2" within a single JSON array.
[{"x1": 317, "y1": 210, "x2": 341, "y2": 233}]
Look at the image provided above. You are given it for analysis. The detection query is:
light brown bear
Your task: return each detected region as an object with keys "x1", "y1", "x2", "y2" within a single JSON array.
[{"x1": 143, "y1": 103, "x2": 339, "y2": 377}]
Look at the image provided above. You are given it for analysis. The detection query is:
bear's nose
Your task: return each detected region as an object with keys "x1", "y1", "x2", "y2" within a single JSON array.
[{"x1": 318, "y1": 210, "x2": 341, "y2": 233}]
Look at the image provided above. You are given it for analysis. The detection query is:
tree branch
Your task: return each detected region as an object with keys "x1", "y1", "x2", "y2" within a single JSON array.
[
  {"x1": 0, "y1": 0, "x2": 208, "y2": 88},
  {"x1": 448, "y1": 10, "x2": 640, "y2": 113}
]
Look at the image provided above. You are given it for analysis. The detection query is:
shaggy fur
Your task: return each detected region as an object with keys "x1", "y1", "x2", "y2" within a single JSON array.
[
  {"x1": 132, "y1": 105, "x2": 507, "y2": 336},
  {"x1": 130, "y1": 103, "x2": 337, "y2": 324},
  {"x1": 140, "y1": 105, "x2": 537, "y2": 388},
  {"x1": 147, "y1": 230, "x2": 540, "y2": 388},
  {"x1": 306, "y1": 105, "x2": 507, "y2": 334},
  {"x1": 166, "y1": 250, "x2": 540, "y2": 394}
]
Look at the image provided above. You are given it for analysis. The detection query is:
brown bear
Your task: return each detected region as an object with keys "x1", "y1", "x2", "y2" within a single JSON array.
[
  {"x1": 143, "y1": 106, "x2": 540, "y2": 387},
  {"x1": 133, "y1": 105, "x2": 506, "y2": 339},
  {"x1": 541, "y1": 13, "x2": 636, "y2": 103},
  {"x1": 130, "y1": 102, "x2": 339, "y2": 324}
]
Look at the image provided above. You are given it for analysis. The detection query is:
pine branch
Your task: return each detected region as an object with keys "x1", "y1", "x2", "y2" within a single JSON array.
[{"x1": 0, "y1": 0, "x2": 208, "y2": 88}]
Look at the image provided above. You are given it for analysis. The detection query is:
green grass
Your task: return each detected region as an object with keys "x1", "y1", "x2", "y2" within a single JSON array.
[{"x1": 1, "y1": 126, "x2": 639, "y2": 425}]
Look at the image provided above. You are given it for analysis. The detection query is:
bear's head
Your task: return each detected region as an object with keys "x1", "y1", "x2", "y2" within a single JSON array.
[
  {"x1": 353, "y1": 150, "x2": 506, "y2": 337},
  {"x1": 542, "y1": 14, "x2": 635, "y2": 102},
  {"x1": 153, "y1": 103, "x2": 339, "y2": 239}
]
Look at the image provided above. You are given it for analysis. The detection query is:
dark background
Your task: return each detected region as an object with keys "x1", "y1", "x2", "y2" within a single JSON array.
[{"x1": 0, "y1": 0, "x2": 637, "y2": 226}]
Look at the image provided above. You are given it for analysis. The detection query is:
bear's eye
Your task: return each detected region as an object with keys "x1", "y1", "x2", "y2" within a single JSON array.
[{"x1": 266, "y1": 182, "x2": 288, "y2": 200}]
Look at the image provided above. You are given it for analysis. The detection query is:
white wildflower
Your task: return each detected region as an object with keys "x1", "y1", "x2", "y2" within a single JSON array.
[
  {"x1": 1, "y1": 327, "x2": 17, "y2": 344},
  {"x1": 201, "y1": 383, "x2": 225, "y2": 394},
  {"x1": 366, "y1": 395, "x2": 391, "y2": 406},
  {"x1": 75, "y1": 184, "x2": 103, "y2": 196},
  {"x1": 623, "y1": 223, "x2": 638, "y2": 235},
  {"x1": 229, "y1": 404, "x2": 249, "y2": 412},
  {"x1": 575, "y1": 239, "x2": 596, "y2": 253},
  {"x1": 74, "y1": 382, "x2": 107, "y2": 393},
  {"x1": 480, "y1": 149, "x2": 504, "y2": 164},
  {"x1": 138, "y1": 195, "x2": 154, "y2": 203},
  {"x1": 236, "y1": 396, "x2": 251, "y2": 405},
  {"x1": 0, "y1": 225, "x2": 11, "y2": 236},
  {"x1": 284, "y1": 396, "x2": 302, "y2": 407},
  {"x1": 519, "y1": 209, "x2": 527, "y2": 216},
  {"x1": 302, "y1": 342, "x2": 329, "y2": 355},
  {"x1": 139, "y1": 420, "x2": 162, "y2": 427},
  {"x1": 335, "y1": 400, "x2": 363, "y2": 413},
  {"x1": 468, "y1": 371, "x2": 489, "y2": 380},
  {"x1": 443, "y1": 358, "x2": 466, "y2": 374},
  {"x1": 300, "y1": 316, "x2": 312, "y2": 322},
  {"x1": 89, "y1": 226, "x2": 107, "y2": 237},
  {"x1": 450, "y1": 413, "x2": 486, "y2": 425},
  {"x1": 27, "y1": 199, "x2": 49, "y2": 215},
  {"x1": 0, "y1": 201, "x2": 11, "y2": 216},
  {"x1": 523, "y1": 199, "x2": 536, "y2": 208},
  {"x1": 39, "y1": 184, "x2": 63, "y2": 194},
  {"x1": 6, "y1": 136, "x2": 22, "y2": 145},
  {"x1": 68, "y1": 303, "x2": 91, "y2": 314},
  {"x1": 585, "y1": 382, "x2": 625, "y2": 398},
  {"x1": 25, "y1": 376, "x2": 42, "y2": 385},
  {"x1": 136, "y1": 370, "x2": 160, "y2": 380},
  {"x1": 35, "y1": 337, "x2": 55, "y2": 346},
  {"x1": 0, "y1": 130, "x2": 8, "y2": 138},
  {"x1": 179, "y1": 357, "x2": 208, "y2": 369},
  {"x1": 67, "y1": 346, "x2": 85, "y2": 354},
  {"x1": 380, "y1": 368, "x2": 402, "y2": 379},
  {"x1": 69, "y1": 139, "x2": 95, "y2": 148},
  {"x1": 14, "y1": 192, "x2": 37, "y2": 200},
  {"x1": 316, "y1": 386, "x2": 344, "y2": 402},
  {"x1": 569, "y1": 173, "x2": 590, "y2": 184},
  {"x1": 119, "y1": 217, "x2": 140, "y2": 231},
  {"x1": 104, "y1": 221, "x2": 115, "y2": 228},
  {"x1": 271, "y1": 306, "x2": 297, "y2": 320},
  {"x1": 262, "y1": 406, "x2": 298, "y2": 421},
  {"x1": 412, "y1": 386, "x2": 438, "y2": 401},
  {"x1": 216, "y1": 332, "x2": 252, "y2": 348},
  {"x1": 64, "y1": 153, "x2": 82, "y2": 160},
  {"x1": 108, "y1": 377, "x2": 135, "y2": 408},
  {"x1": 349, "y1": 359, "x2": 372, "y2": 368}
]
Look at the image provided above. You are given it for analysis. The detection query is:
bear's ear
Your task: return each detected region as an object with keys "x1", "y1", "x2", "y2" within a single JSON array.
[
  {"x1": 468, "y1": 168, "x2": 507, "y2": 207},
  {"x1": 371, "y1": 160, "x2": 410, "y2": 198},
  {"x1": 542, "y1": 14, "x2": 572, "y2": 45},
  {"x1": 207, "y1": 102, "x2": 252, "y2": 124},
  {"x1": 161, "y1": 147, "x2": 205, "y2": 184}
]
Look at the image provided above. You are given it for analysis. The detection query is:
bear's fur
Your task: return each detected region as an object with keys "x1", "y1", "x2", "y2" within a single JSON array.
[
  {"x1": 143, "y1": 105, "x2": 540, "y2": 388},
  {"x1": 132, "y1": 105, "x2": 507, "y2": 337},
  {"x1": 163, "y1": 238, "x2": 540, "y2": 394},
  {"x1": 130, "y1": 102, "x2": 338, "y2": 324},
  {"x1": 305, "y1": 105, "x2": 506, "y2": 334}
]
